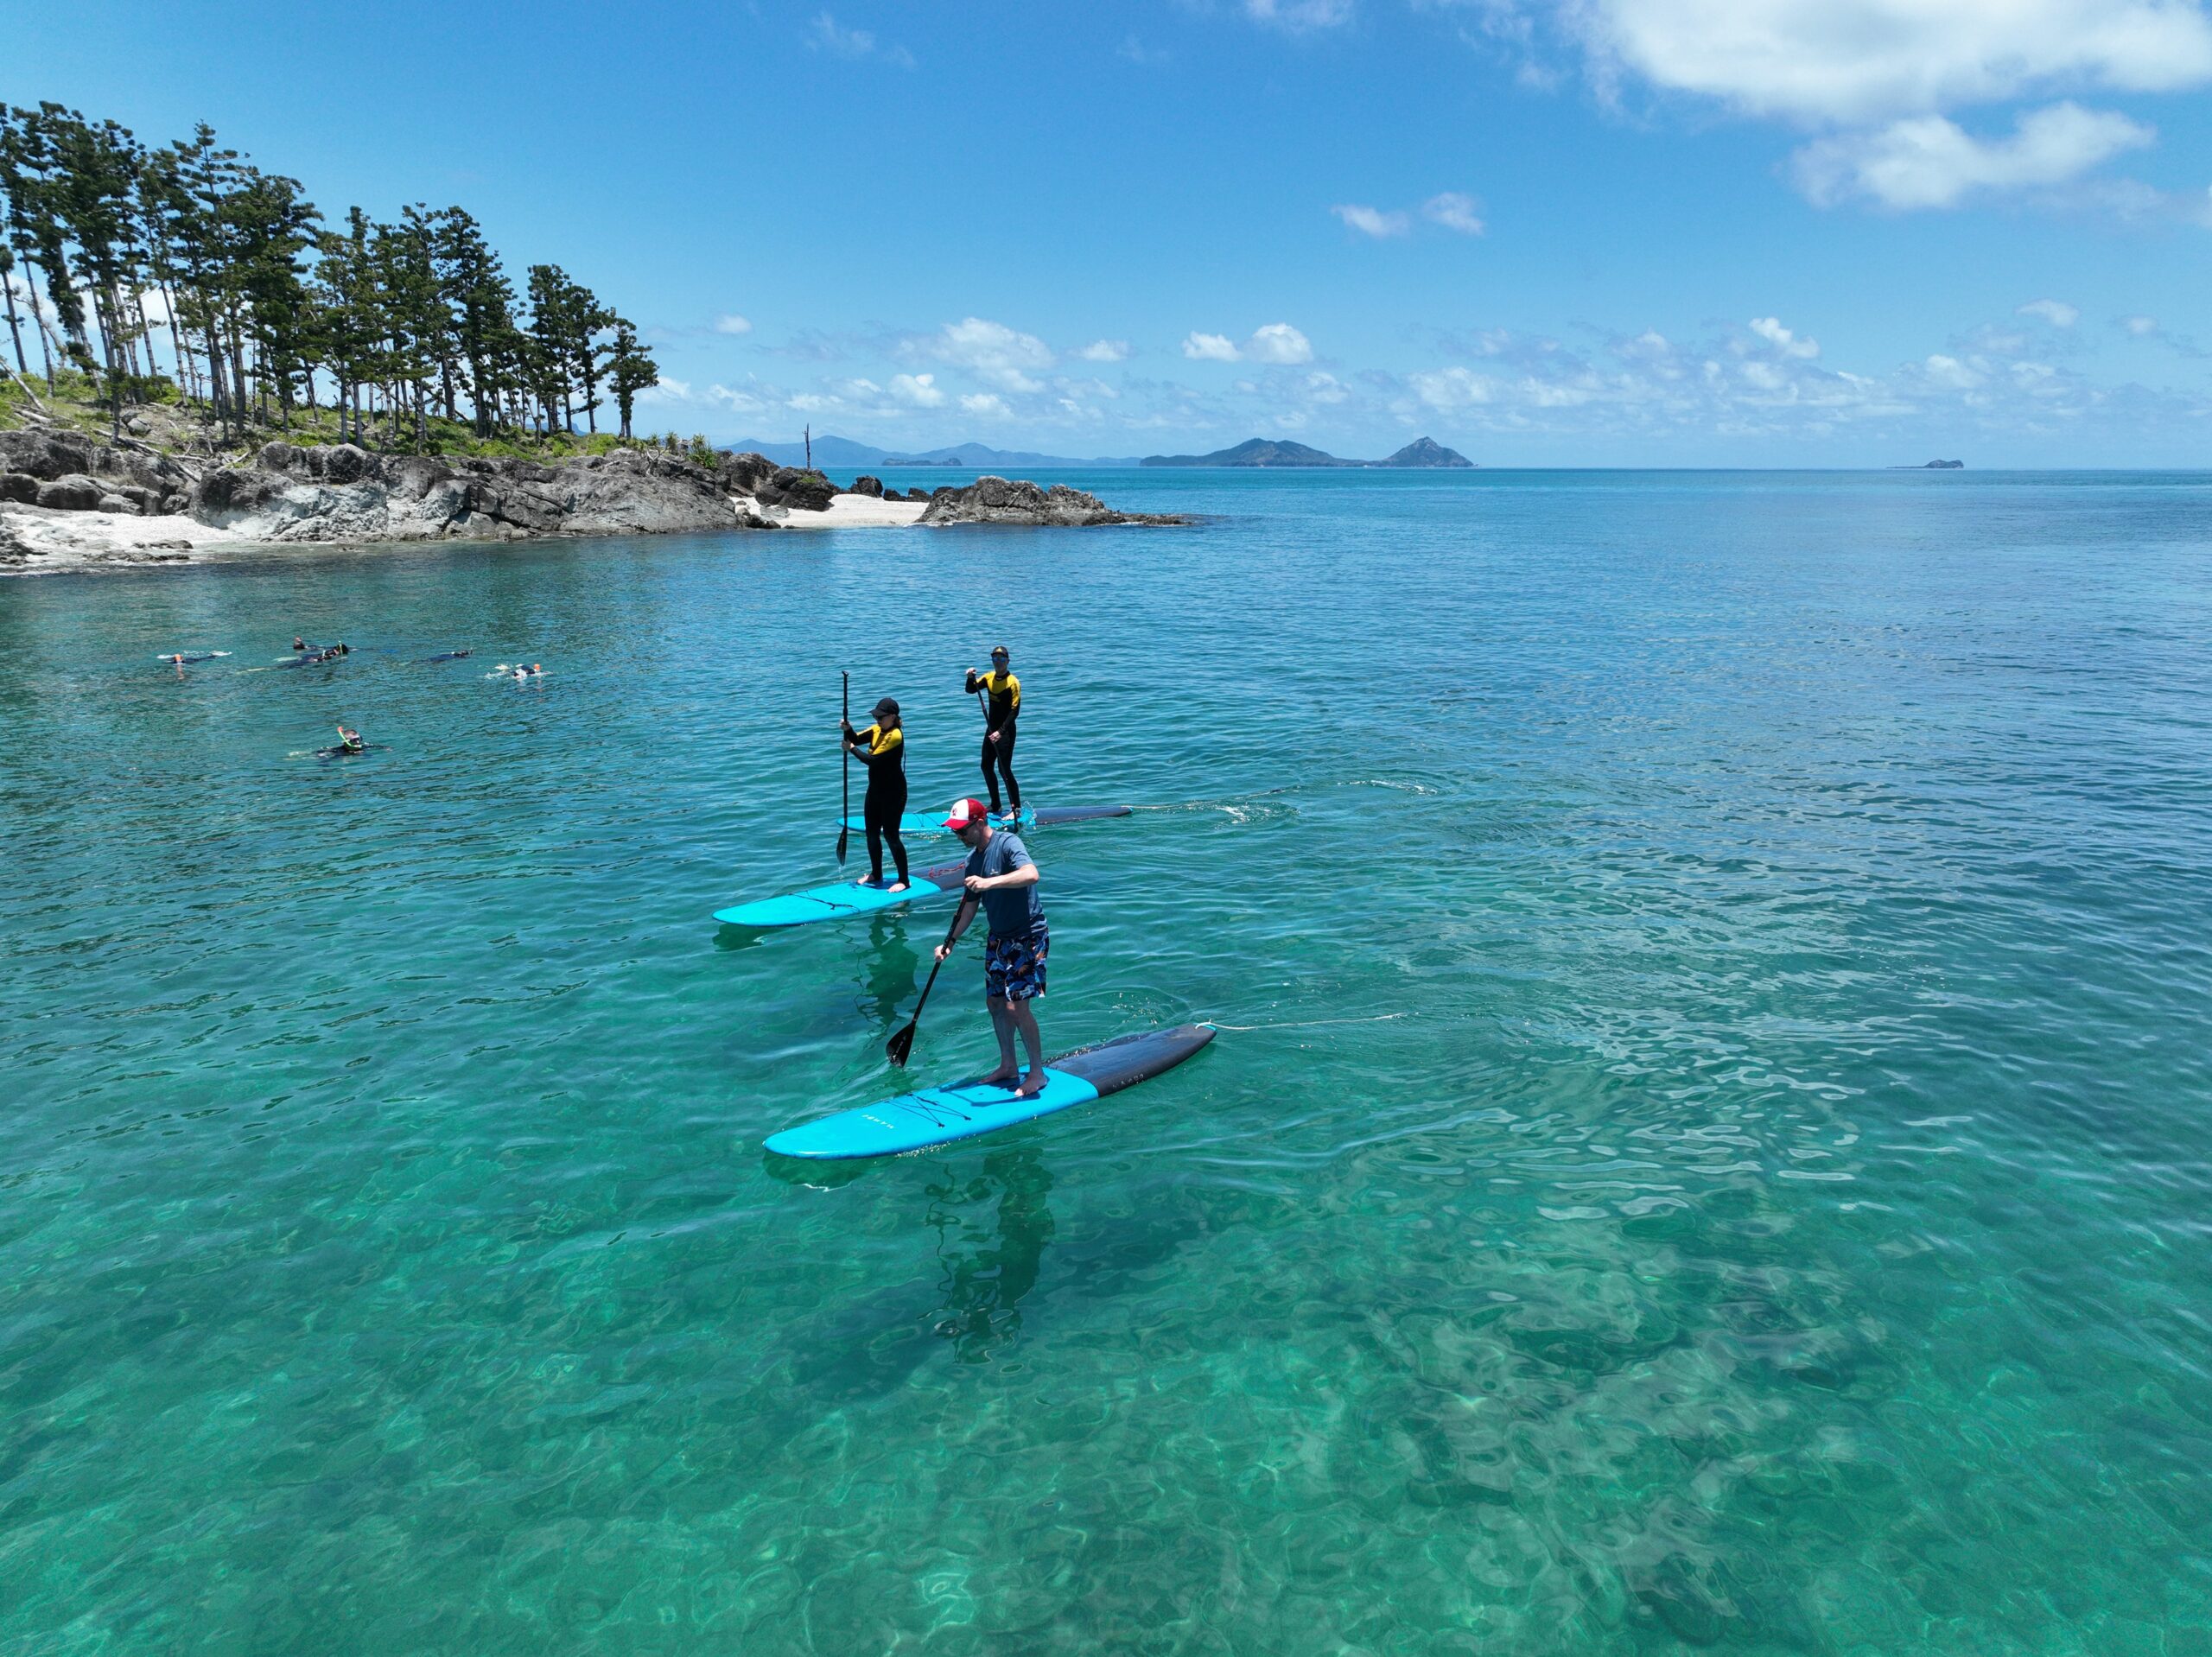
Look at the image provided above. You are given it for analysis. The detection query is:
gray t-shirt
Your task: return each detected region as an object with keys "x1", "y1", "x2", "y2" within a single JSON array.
[{"x1": 966, "y1": 829, "x2": 1045, "y2": 936}]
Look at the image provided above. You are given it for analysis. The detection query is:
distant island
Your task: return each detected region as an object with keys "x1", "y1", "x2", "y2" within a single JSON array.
[
  {"x1": 729, "y1": 436, "x2": 1144, "y2": 469},
  {"x1": 1890, "y1": 460, "x2": 1965, "y2": 469},
  {"x1": 1141, "y1": 436, "x2": 1474, "y2": 468},
  {"x1": 727, "y1": 433, "x2": 1478, "y2": 470}
]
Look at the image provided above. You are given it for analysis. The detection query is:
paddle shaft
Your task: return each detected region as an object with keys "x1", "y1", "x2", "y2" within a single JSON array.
[
  {"x1": 889, "y1": 898, "x2": 971, "y2": 1064},
  {"x1": 836, "y1": 673, "x2": 849, "y2": 864}
]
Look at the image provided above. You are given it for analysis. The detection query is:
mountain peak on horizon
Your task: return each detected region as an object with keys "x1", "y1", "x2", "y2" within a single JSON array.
[
  {"x1": 1139, "y1": 435, "x2": 1473, "y2": 467},
  {"x1": 1376, "y1": 436, "x2": 1474, "y2": 468}
]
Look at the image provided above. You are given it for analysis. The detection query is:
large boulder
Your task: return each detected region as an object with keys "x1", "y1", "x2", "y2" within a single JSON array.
[
  {"x1": 918, "y1": 474, "x2": 1188, "y2": 528},
  {"x1": 0, "y1": 472, "x2": 41, "y2": 504},
  {"x1": 96, "y1": 493, "x2": 141, "y2": 516},
  {"x1": 321, "y1": 443, "x2": 373, "y2": 483},
  {"x1": 192, "y1": 465, "x2": 291, "y2": 519},
  {"x1": 35, "y1": 475, "x2": 105, "y2": 511},
  {"x1": 844, "y1": 474, "x2": 885, "y2": 498},
  {"x1": 715, "y1": 450, "x2": 779, "y2": 497},
  {"x1": 0, "y1": 429, "x2": 188, "y2": 509},
  {"x1": 0, "y1": 430, "x2": 99, "y2": 481},
  {"x1": 758, "y1": 466, "x2": 836, "y2": 512}
]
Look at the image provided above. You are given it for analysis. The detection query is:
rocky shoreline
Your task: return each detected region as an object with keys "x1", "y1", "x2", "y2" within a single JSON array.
[{"x1": 0, "y1": 431, "x2": 1186, "y2": 573}]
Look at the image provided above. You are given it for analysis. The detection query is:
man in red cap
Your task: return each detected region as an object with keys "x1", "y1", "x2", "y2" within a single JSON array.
[{"x1": 935, "y1": 796, "x2": 1049, "y2": 1096}]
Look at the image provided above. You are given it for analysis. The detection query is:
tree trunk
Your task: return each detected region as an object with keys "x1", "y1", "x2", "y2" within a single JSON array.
[
  {"x1": 1, "y1": 273, "x2": 25, "y2": 378},
  {"x1": 203, "y1": 321, "x2": 230, "y2": 436},
  {"x1": 29, "y1": 282, "x2": 56, "y2": 391},
  {"x1": 227, "y1": 316, "x2": 248, "y2": 427}
]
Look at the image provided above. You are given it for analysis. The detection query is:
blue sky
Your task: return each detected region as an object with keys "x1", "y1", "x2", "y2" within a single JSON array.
[{"x1": 13, "y1": 0, "x2": 2212, "y2": 463}]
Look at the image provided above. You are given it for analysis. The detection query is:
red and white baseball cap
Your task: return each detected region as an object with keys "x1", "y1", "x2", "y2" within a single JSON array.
[{"x1": 942, "y1": 797, "x2": 992, "y2": 830}]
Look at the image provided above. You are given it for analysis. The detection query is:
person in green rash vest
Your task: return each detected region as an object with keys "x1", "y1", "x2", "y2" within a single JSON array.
[
  {"x1": 842, "y1": 695, "x2": 910, "y2": 891},
  {"x1": 935, "y1": 796, "x2": 1049, "y2": 1097},
  {"x1": 963, "y1": 644, "x2": 1021, "y2": 816}
]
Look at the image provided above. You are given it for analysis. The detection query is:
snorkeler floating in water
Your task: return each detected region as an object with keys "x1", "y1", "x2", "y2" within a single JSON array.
[
  {"x1": 316, "y1": 723, "x2": 376, "y2": 759},
  {"x1": 423, "y1": 649, "x2": 472, "y2": 663}
]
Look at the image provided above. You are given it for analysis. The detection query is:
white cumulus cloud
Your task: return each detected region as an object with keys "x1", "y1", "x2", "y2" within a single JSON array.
[
  {"x1": 958, "y1": 392, "x2": 1011, "y2": 417},
  {"x1": 1750, "y1": 316, "x2": 1821, "y2": 358},
  {"x1": 1077, "y1": 339, "x2": 1131, "y2": 362},
  {"x1": 1247, "y1": 323, "x2": 1314, "y2": 364},
  {"x1": 1792, "y1": 102, "x2": 2155, "y2": 208},
  {"x1": 2123, "y1": 314, "x2": 2161, "y2": 334},
  {"x1": 922, "y1": 316, "x2": 1055, "y2": 392},
  {"x1": 890, "y1": 372, "x2": 945, "y2": 407},
  {"x1": 713, "y1": 314, "x2": 753, "y2": 335},
  {"x1": 1922, "y1": 352, "x2": 1984, "y2": 390},
  {"x1": 1184, "y1": 324, "x2": 1314, "y2": 365},
  {"x1": 1422, "y1": 192, "x2": 1486, "y2": 233},
  {"x1": 1561, "y1": 0, "x2": 2212, "y2": 125},
  {"x1": 1408, "y1": 366, "x2": 1497, "y2": 410},
  {"x1": 2018, "y1": 298, "x2": 2081, "y2": 327},
  {"x1": 1333, "y1": 203, "x2": 1411, "y2": 238}
]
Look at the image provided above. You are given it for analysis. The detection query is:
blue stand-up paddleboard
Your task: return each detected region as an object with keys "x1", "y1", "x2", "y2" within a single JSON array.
[
  {"x1": 835, "y1": 804, "x2": 1129, "y2": 838},
  {"x1": 764, "y1": 1023, "x2": 1215, "y2": 1159},
  {"x1": 714, "y1": 859, "x2": 968, "y2": 930}
]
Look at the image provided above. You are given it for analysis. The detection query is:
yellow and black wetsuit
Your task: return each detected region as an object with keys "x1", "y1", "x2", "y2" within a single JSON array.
[
  {"x1": 850, "y1": 721, "x2": 908, "y2": 882},
  {"x1": 963, "y1": 668, "x2": 1021, "y2": 811}
]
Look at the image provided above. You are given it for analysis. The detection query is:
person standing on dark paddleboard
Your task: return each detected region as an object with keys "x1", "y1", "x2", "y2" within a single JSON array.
[
  {"x1": 936, "y1": 797, "x2": 1049, "y2": 1097},
  {"x1": 963, "y1": 645, "x2": 1021, "y2": 816},
  {"x1": 842, "y1": 695, "x2": 910, "y2": 892}
]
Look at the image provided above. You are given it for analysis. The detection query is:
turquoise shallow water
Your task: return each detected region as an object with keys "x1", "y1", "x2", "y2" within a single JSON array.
[{"x1": 4, "y1": 468, "x2": 2212, "y2": 1654}]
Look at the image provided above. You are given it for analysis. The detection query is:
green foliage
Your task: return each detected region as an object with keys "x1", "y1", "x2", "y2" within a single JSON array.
[{"x1": 0, "y1": 98, "x2": 653, "y2": 454}]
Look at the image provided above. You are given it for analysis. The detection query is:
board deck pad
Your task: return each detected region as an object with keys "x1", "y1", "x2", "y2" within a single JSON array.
[
  {"x1": 764, "y1": 1023, "x2": 1214, "y2": 1159},
  {"x1": 714, "y1": 860, "x2": 967, "y2": 929}
]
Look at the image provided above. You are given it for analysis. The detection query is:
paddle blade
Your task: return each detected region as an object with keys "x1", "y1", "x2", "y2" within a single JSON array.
[
  {"x1": 836, "y1": 824, "x2": 849, "y2": 864},
  {"x1": 886, "y1": 1021, "x2": 917, "y2": 1067}
]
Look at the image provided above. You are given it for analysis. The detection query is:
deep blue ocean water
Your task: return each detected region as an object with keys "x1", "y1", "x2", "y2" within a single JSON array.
[{"x1": 3, "y1": 467, "x2": 2210, "y2": 1654}]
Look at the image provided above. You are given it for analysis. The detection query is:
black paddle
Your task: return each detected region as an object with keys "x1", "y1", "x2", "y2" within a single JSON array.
[
  {"x1": 836, "y1": 671, "x2": 850, "y2": 866},
  {"x1": 887, "y1": 901, "x2": 968, "y2": 1067}
]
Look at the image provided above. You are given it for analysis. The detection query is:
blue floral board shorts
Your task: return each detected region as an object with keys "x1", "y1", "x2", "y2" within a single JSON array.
[{"x1": 984, "y1": 924, "x2": 1049, "y2": 1002}]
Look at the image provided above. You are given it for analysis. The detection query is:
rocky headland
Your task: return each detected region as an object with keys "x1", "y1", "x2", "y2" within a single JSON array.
[
  {"x1": 917, "y1": 475, "x2": 1185, "y2": 527},
  {"x1": 0, "y1": 429, "x2": 1183, "y2": 573}
]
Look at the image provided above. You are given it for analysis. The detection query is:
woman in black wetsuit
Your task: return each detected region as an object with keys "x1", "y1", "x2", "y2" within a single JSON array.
[
  {"x1": 964, "y1": 645, "x2": 1020, "y2": 815},
  {"x1": 842, "y1": 695, "x2": 910, "y2": 890}
]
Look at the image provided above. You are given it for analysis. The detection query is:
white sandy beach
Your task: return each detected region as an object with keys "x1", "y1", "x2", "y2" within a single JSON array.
[{"x1": 743, "y1": 494, "x2": 928, "y2": 530}]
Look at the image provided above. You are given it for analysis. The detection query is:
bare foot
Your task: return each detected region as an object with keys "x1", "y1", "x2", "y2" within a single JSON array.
[
  {"x1": 979, "y1": 1067, "x2": 1020, "y2": 1089},
  {"x1": 1013, "y1": 1071, "x2": 1046, "y2": 1099},
  {"x1": 856, "y1": 876, "x2": 883, "y2": 888},
  {"x1": 887, "y1": 880, "x2": 910, "y2": 892}
]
